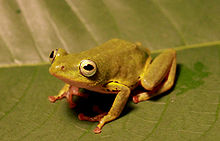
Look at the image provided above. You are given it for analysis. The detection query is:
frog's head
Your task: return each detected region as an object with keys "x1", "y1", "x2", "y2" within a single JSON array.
[{"x1": 49, "y1": 48, "x2": 104, "y2": 88}]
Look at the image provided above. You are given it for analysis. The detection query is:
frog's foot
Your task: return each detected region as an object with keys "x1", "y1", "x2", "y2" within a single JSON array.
[
  {"x1": 48, "y1": 84, "x2": 70, "y2": 103},
  {"x1": 132, "y1": 84, "x2": 161, "y2": 104},
  {"x1": 132, "y1": 95, "x2": 139, "y2": 104},
  {"x1": 48, "y1": 93, "x2": 67, "y2": 103},
  {"x1": 94, "y1": 127, "x2": 102, "y2": 134},
  {"x1": 48, "y1": 91, "x2": 76, "y2": 108},
  {"x1": 131, "y1": 89, "x2": 146, "y2": 104},
  {"x1": 78, "y1": 112, "x2": 107, "y2": 122},
  {"x1": 78, "y1": 105, "x2": 107, "y2": 121},
  {"x1": 48, "y1": 84, "x2": 89, "y2": 108},
  {"x1": 132, "y1": 92, "x2": 151, "y2": 104}
]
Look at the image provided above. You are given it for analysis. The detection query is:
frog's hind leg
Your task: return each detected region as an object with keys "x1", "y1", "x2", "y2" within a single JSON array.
[
  {"x1": 133, "y1": 49, "x2": 176, "y2": 103},
  {"x1": 78, "y1": 105, "x2": 107, "y2": 122}
]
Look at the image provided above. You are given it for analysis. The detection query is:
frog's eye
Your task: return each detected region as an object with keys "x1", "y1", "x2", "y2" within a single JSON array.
[
  {"x1": 79, "y1": 60, "x2": 97, "y2": 77},
  {"x1": 49, "y1": 48, "x2": 68, "y2": 64},
  {"x1": 49, "y1": 49, "x2": 58, "y2": 64}
]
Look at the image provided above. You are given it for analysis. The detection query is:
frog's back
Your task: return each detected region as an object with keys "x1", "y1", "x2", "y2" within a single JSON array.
[
  {"x1": 85, "y1": 39, "x2": 147, "y2": 56},
  {"x1": 84, "y1": 39, "x2": 149, "y2": 86}
]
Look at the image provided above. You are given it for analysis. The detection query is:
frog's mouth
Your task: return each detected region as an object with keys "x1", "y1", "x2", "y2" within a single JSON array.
[
  {"x1": 51, "y1": 71, "x2": 113, "y2": 94},
  {"x1": 51, "y1": 71, "x2": 93, "y2": 88}
]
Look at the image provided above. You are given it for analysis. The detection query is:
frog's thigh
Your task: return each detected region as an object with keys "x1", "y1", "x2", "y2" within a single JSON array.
[
  {"x1": 141, "y1": 49, "x2": 176, "y2": 90},
  {"x1": 136, "y1": 49, "x2": 176, "y2": 103},
  {"x1": 95, "y1": 83, "x2": 130, "y2": 133}
]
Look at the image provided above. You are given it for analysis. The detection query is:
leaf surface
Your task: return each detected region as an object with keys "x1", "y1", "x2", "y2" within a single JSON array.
[{"x1": 0, "y1": 0, "x2": 220, "y2": 141}]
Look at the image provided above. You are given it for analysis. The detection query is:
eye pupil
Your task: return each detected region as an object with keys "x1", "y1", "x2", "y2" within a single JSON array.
[
  {"x1": 83, "y1": 64, "x2": 94, "y2": 71},
  {"x1": 50, "y1": 51, "x2": 54, "y2": 59}
]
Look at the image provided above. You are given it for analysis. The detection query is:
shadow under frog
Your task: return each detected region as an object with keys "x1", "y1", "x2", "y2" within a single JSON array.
[
  {"x1": 66, "y1": 91, "x2": 135, "y2": 120},
  {"x1": 174, "y1": 62, "x2": 210, "y2": 96}
]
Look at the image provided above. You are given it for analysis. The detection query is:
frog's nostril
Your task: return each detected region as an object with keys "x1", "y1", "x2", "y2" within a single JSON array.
[{"x1": 61, "y1": 66, "x2": 65, "y2": 70}]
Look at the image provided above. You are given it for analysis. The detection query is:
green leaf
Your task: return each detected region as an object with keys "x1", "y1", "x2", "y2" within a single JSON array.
[{"x1": 0, "y1": 0, "x2": 220, "y2": 141}]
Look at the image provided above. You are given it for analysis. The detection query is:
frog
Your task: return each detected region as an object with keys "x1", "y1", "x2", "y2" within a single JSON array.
[{"x1": 48, "y1": 39, "x2": 176, "y2": 134}]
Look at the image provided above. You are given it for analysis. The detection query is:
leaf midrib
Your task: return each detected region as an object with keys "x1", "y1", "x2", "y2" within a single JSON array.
[{"x1": 0, "y1": 40, "x2": 219, "y2": 68}]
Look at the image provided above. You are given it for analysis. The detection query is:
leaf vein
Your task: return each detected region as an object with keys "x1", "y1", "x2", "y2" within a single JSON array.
[
  {"x1": 142, "y1": 96, "x2": 170, "y2": 141},
  {"x1": 18, "y1": 103, "x2": 60, "y2": 141},
  {"x1": 77, "y1": 124, "x2": 94, "y2": 141},
  {"x1": 0, "y1": 67, "x2": 38, "y2": 121},
  {"x1": 151, "y1": 0, "x2": 187, "y2": 45},
  {"x1": 0, "y1": 35, "x2": 15, "y2": 63},
  {"x1": 45, "y1": 8, "x2": 69, "y2": 52},
  {"x1": 64, "y1": 0, "x2": 98, "y2": 45},
  {"x1": 15, "y1": 0, "x2": 45, "y2": 61},
  {"x1": 198, "y1": 95, "x2": 220, "y2": 138},
  {"x1": 101, "y1": 0, "x2": 122, "y2": 38}
]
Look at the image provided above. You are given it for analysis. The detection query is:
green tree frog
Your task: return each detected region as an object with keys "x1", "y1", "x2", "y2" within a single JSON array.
[{"x1": 48, "y1": 39, "x2": 176, "y2": 134}]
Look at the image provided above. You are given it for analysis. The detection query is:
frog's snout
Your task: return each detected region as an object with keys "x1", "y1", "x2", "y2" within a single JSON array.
[
  {"x1": 55, "y1": 65, "x2": 65, "y2": 71},
  {"x1": 49, "y1": 65, "x2": 65, "y2": 75},
  {"x1": 60, "y1": 66, "x2": 65, "y2": 70}
]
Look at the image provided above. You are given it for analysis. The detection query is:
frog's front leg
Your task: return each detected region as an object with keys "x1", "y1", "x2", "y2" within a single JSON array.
[
  {"x1": 48, "y1": 84, "x2": 88, "y2": 108},
  {"x1": 94, "y1": 82, "x2": 130, "y2": 134},
  {"x1": 48, "y1": 83, "x2": 70, "y2": 102},
  {"x1": 133, "y1": 49, "x2": 176, "y2": 103}
]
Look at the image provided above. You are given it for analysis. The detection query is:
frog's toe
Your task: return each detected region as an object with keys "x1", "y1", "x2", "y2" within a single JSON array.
[
  {"x1": 48, "y1": 96, "x2": 56, "y2": 103},
  {"x1": 78, "y1": 112, "x2": 107, "y2": 121},
  {"x1": 78, "y1": 113, "x2": 87, "y2": 121},
  {"x1": 93, "y1": 127, "x2": 102, "y2": 134},
  {"x1": 132, "y1": 96, "x2": 139, "y2": 104}
]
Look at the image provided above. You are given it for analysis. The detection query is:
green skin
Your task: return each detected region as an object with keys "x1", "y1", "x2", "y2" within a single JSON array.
[{"x1": 48, "y1": 39, "x2": 177, "y2": 134}]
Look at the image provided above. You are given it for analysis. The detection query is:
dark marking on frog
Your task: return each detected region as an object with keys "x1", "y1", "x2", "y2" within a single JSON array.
[{"x1": 112, "y1": 89, "x2": 119, "y2": 92}]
